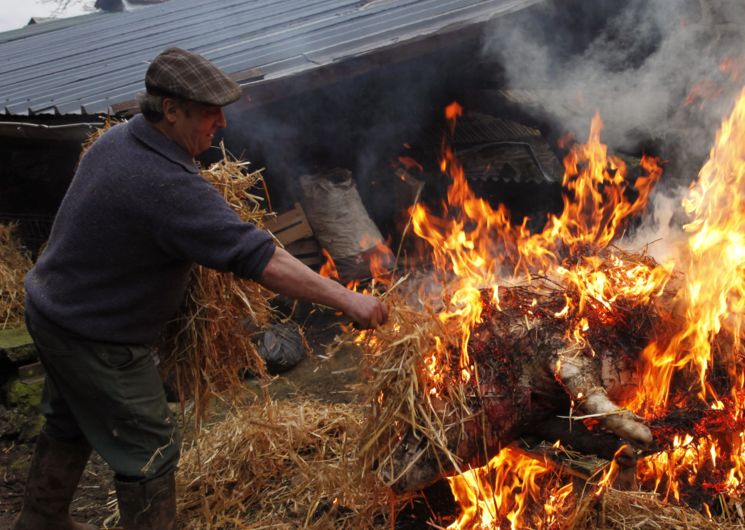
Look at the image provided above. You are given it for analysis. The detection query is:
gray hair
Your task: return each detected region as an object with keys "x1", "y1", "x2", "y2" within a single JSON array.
[
  {"x1": 137, "y1": 92, "x2": 165, "y2": 122},
  {"x1": 137, "y1": 92, "x2": 195, "y2": 122}
]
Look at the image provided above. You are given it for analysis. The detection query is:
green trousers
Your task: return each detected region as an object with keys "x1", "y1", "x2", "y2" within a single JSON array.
[{"x1": 27, "y1": 316, "x2": 180, "y2": 480}]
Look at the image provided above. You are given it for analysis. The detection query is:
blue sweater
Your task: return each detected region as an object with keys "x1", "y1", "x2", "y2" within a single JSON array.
[{"x1": 25, "y1": 115, "x2": 276, "y2": 344}]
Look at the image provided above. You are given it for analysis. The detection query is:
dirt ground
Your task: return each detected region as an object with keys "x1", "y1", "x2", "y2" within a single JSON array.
[
  {"x1": 0, "y1": 444, "x2": 116, "y2": 528},
  {"x1": 0, "y1": 311, "x2": 371, "y2": 529}
]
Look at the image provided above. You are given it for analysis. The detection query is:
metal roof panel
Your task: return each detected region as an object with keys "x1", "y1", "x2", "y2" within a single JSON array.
[{"x1": 0, "y1": 0, "x2": 540, "y2": 116}]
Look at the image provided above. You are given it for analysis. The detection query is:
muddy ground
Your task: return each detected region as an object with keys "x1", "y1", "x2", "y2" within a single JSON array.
[{"x1": 0, "y1": 311, "x2": 372, "y2": 529}]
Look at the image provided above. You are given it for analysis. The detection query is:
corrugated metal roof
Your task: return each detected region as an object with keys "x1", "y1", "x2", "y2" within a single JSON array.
[{"x1": 0, "y1": 0, "x2": 540, "y2": 116}]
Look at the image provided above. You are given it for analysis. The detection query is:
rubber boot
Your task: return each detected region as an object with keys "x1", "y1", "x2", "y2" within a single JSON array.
[
  {"x1": 114, "y1": 472, "x2": 176, "y2": 530},
  {"x1": 12, "y1": 431, "x2": 98, "y2": 530}
]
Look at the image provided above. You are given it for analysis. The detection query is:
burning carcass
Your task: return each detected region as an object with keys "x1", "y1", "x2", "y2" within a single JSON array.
[
  {"x1": 372, "y1": 274, "x2": 662, "y2": 495},
  {"x1": 358, "y1": 96, "x2": 745, "y2": 526}
]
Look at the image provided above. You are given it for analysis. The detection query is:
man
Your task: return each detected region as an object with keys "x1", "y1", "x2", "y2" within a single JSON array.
[{"x1": 14, "y1": 48, "x2": 387, "y2": 530}]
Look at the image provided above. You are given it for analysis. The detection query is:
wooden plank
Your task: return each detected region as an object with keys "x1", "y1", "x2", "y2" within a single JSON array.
[
  {"x1": 264, "y1": 202, "x2": 317, "y2": 247},
  {"x1": 285, "y1": 238, "x2": 321, "y2": 256},
  {"x1": 299, "y1": 255, "x2": 323, "y2": 266},
  {"x1": 264, "y1": 202, "x2": 306, "y2": 233},
  {"x1": 18, "y1": 361, "x2": 44, "y2": 380},
  {"x1": 272, "y1": 220, "x2": 314, "y2": 245}
]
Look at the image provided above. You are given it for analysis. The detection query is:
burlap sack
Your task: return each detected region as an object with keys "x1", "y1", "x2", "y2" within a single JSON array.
[{"x1": 298, "y1": 168, "x2": 384, "y2": 260}]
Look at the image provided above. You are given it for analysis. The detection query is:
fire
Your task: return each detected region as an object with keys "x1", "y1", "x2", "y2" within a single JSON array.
[
  {"x1": 374, "y1": 84, "x2": 745, "y2": 526},
  {"x1": 319, "y1": 248, "x2": 340, "y2": 281},
  {"x1": 411, "y1": 104, "x2": 668, "y2": 387},
  {"x1": 622, "y1": 89, "x2": 745, "y2": 503},
  {"x1": 446, "y1": 447, "x2": 571, "y2": 530},
  {"x1": 631, "y1": 88, "x2": 745, "y2": 411},
  {"x1": 548, "y1": 115, "x2": 661, "y2": 251},
  {"x1": 398, "y1": 155, "x2": 424, "y2": 173},
  {"x1": 367, "y1": 240, "x2": 395, "y2": 284},
  {"x1": 358, "y1": 75, "x2": 745, "y2": 530},
  {"x1": 636, "y1": 433, "x2": 726, "y2": 502},
  {"x1": 318, "y1": 237, "x2": 394, "y2": 288},
  {"x1": 404, "y1": 102, "x2": 673, "y2": 527}
]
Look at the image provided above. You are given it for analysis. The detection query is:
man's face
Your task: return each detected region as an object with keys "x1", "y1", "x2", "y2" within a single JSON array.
[{"x1": 164, "y1": 99, "x2": 227, "y2": 157}]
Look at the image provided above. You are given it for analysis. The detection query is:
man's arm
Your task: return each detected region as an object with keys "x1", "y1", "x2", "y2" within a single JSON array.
[{"x1": 258, "y1": 247, "x2": 388, "y2": 329}]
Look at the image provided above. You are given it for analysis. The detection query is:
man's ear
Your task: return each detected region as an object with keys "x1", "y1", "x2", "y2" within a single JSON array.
[{"x1": 161, "y1": 97, "x2": 181, "y2": 124}]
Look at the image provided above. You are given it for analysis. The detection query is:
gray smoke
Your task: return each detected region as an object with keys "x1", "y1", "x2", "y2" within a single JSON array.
[
  {"x1": 619, "y1": 187, "x2": 688, "y2": 263},
  {"x1": 483, "y1": 0, "x2": 745, "y2": 186}
]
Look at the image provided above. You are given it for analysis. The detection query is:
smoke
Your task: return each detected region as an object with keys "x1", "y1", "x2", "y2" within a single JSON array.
[
  {"x1": 478, "y1": 0, "x2": 745, "y2": 258},
  {"x1": 620, "y1": 187, "x2": 688, "y2": 264},
  {"x1": 223, "y1": 54, "x2": 459, "y2": 226},
  {"x1": 482, "y1": 0, "x2": 745, "y2": 187}
]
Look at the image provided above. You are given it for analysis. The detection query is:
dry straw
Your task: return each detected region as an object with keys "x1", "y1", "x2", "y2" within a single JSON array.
[
  {"x1": 0, "y1": 223, "x2": 33, "y2": 329},
  {"x1": 173, "y1": 390, "x2": 743, "y2": 529},
  {"x1": 157, "y1": 144, "x2": 277, "y2": 422},
  {"x1": 177, "y1": 399, "x2": 391, "y2": 529},
  {"x1": 358, "y1": 283, "x2": 466, "y2": 485},
  {"x1": 567, "y1": 489, "x2": 745, "y2": 530}
]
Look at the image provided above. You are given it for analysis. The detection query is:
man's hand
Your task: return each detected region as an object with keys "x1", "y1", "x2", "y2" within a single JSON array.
[
  {"x1": 340, "y1": 290, "x2": 388, "y2": 329},
  {"x1": 259, "y1": 247, "x2": 388, "y2": 329}
]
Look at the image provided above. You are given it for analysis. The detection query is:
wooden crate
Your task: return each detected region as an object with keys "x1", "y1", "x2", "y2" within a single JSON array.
[{"x1": 263, "y1": 203, "x2": 323, "y2": 267}]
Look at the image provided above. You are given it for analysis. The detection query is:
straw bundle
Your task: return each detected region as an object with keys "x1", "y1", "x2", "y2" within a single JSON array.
[
  {"x1": 0, "y1": 223, "x2": 33, "y2": 329},
  {"x1": 567, "y1": 489, "x2": 745, "y2": 530},
  {"x1": 357, "y1": 284, "x2": 459, "y2": 483},
  {"x1": 170, "y1": 384, "x2": 745, "y2": 530},
  {"x1": 80, "y1": 116, "x2": 120, "y2": 153},
  {"x1": 177, "y1": 399, "x2": 391, "y2": 529},
  {"x1": 157, "y1": 147, "x2": 276, "y2": 420}
]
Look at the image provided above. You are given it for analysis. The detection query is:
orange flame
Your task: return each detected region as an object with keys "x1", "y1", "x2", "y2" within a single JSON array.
[
  {"x1": 368, "y1": 241, "x2": 394, "y2": 282},
  {"x1": 398, "y1": 155, "x2": 424, "y2": 173},
  {"x1": 407, "y1": 103, "x2": 672, "y2": 526},
  {"x1": 625, "y1": 88, "x2": 745, "y2": 499},
  {"x1": 412, "y1": 106, "x2": 668, "y2": 382},
  {"x1": 447, "y1": 448, "x2": 571, "y2": 530},
  {"x1": 517, "y1": 114, "x2": 664, "y2": 276},
  {"x1": 319, "y1": 248, "x2": 340, "y2": 281},
  {"x1": 632, "y1": 88, "x2": 745, "y2": 413},
  {"x1": 721, "y1": 55, "x2": 745, "y2": 82}
]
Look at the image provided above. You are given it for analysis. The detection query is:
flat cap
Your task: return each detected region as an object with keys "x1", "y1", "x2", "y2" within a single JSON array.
[{"x1": 145, "y1": 47, "x2": 241, "y2": 106}]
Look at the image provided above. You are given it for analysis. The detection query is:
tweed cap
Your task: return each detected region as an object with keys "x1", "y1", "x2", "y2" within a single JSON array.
[{"x1": 145, "y1": 47, "x2": 241, "y2": 106}]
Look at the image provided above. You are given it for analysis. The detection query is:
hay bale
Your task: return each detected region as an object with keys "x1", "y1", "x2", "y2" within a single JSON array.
[
  {"x1": 0, "y1": 223, "x2": 33, "y2": 330},
  {"x1": 177, "y1": 400, "x2": 391, "y2": 529}
]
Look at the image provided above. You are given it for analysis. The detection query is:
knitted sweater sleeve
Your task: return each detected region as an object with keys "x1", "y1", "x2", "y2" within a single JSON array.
[{"x1": 146, "y1": 169, "x2": 276, "y2": 280}]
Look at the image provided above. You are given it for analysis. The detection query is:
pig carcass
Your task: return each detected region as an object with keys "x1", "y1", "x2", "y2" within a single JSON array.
[{"x1": 376, "y1": 286, "x2": 656, "y2": 494}]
